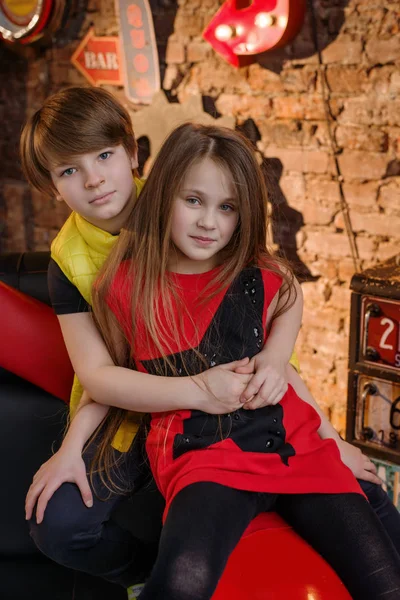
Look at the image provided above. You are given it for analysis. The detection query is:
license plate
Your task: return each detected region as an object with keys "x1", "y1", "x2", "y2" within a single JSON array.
[
  {"x1": 360, "y1": 296, "x2": 400, "y2": 372},
  {"x1": 355, "y1": 375, "x2": 400, "y2": 452}
]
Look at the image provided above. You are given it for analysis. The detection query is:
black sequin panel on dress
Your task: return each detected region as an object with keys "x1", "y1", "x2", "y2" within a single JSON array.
[{"x1": 142, "y1": 267, "x2": 295, "y2": 466}]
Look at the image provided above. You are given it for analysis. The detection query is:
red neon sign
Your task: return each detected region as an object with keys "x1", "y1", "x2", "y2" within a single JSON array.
[{"x1": 203, "y1": 0, "x2": 306, "y2": 68}]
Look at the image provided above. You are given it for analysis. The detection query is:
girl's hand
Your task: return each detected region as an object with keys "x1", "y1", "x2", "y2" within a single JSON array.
[
  {"x1": 236, "y1": 354, "x2": 288, "y2": 409},
  {"x1": 25, "y1": 446, "x2": 93, "y2": 524},
  {"x1": 195, "y1": 358, "x2": 254, "y2": 414},
  {"x1": 337, "y1": 439, "x2": 382, "y2": 485}
]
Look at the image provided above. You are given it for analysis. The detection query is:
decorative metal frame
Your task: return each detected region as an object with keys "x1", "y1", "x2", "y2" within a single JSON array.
[{"x1": 0, "y1": 0, "x2": 53, "y2": 42}]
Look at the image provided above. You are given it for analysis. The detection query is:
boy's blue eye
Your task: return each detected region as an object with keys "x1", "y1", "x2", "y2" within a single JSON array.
[
  {"x1": 61, "y1": 167, "x2": 76, "y2": 177},
  {"x1": 99, "y1": 151, "x2": 112, "y2": 160}
]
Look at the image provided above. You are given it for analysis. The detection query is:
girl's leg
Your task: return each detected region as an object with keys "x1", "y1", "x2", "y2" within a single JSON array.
[
  {"x1": 29, "y1": 433, "x2": 161, "y2": 588},
  {"x1": 140, "y1": 483, "x2": 276, "y2": 600},
  {"x1": 276, "y1": 492, "x2": 400, "y2": 600},
  {"x1": 358, "y1": 479, "x2": 400, "y2": 556}
]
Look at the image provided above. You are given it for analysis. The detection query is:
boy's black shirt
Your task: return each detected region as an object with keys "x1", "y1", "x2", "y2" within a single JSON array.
[{"x1": 48, "y1": 258, "x2": 89, "y2": 314}]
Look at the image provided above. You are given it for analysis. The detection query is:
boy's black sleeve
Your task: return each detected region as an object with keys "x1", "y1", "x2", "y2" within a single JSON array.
[{"x1": 47, "y1": 258, "x2": 90, "y2": 314}]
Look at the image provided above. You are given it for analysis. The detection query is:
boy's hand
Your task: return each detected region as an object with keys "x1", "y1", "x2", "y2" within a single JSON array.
[
  {"x1": 337, "y1": 439, "x2": 382, "y2": 485},
  {"x1": 25, "y1": 446, "x2": 93, "y2": 524},
  {"x1": 195, "y1": 358, "x2": 254, "y2": 414},
  {"x1": 236, "y1": 354, "x2": 288, "y2": 409}
]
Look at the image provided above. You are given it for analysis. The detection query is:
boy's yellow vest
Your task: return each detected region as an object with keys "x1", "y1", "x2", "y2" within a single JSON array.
[{"x1": 51, "y1": 177, "x2": 145, "y2": 452}]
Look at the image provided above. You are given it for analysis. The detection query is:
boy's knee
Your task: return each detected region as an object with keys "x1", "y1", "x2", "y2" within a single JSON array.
[
  {"x1": 29, "y1": 514, "x2": 74, "y2": 562},
  {"x1": 29, "y1": 485, "x2": 98, "y2": 562}
]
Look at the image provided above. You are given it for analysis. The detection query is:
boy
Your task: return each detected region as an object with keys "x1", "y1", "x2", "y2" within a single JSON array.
[{"x1": 20, "y1": 87, "x2": 400, "y2": 593}]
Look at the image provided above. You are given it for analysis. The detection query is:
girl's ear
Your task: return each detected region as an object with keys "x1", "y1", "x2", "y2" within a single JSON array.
[
  {"x1": 55, "y1": 193, "x2": 64, "y2": 203},
  {"x1": 130, "y1": 150, "x2": 139, "y2": 170}
]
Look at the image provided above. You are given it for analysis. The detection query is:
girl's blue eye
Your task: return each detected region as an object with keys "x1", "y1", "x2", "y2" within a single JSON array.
[
  {"x1": 61, "y1": 167, "x2": 76, "y2": 177},
  {"x1": 220, "y1": 204, "x2": 234, "y2": 212},
  {"x1": 186, "y1": 197, "x2": 200, "y2": 205},
  {"x1": 99, "y1": 151, "x2": 111, "y2": 160}
]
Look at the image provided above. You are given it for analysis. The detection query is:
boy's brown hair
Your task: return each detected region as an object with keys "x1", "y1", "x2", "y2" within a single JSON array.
[{"x1": 20, "y1": 86, "x2": 138, "y2": 196}]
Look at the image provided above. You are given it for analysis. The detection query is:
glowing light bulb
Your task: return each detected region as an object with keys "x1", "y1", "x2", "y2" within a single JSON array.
[
  {"x1": 278, "y1": 15, "x2": 288, "y2": 28},
  {"x1": 255, "y1": 13, "x2": 275, "y2": 28},
  {"x1": 236, "y1": 24, "x2": 244, "y2": 36},
  {"x1": 215, "y1": 24, "x2": 235, "y2": 41}
]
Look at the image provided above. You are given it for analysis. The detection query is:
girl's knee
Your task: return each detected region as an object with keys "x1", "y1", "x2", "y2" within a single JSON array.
[{"x1": 151, "y1": 550, "x2": 220, "y2": 600}]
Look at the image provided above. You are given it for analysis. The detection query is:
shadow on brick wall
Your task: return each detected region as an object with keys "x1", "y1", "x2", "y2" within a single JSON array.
[
  {"x1": 256, "y1": 0, "x2": 350, "y2": 73},
  {"x1": 237, "y1": 118, "x2": 317, "y2": 283},
  {"x1": 151, "y1": 0, "x2": 179, "y2": 91}
]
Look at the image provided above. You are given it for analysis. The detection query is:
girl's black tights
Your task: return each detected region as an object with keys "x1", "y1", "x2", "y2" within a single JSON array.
[{"x1": 139, "y1": 482, "x2": 400, "y2": 600}]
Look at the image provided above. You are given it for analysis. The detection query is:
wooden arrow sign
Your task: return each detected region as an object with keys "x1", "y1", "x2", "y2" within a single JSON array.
[{"x1": 71, "y1": 28, "x2": 123, "y2": 86}]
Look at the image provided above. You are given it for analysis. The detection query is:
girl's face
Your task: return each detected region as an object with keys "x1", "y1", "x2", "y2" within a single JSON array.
[{"x1": 169, "y1": 157, "x2": 239, "y2": 274}]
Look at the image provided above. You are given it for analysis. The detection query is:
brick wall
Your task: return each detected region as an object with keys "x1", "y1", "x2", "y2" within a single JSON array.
[{"x1": 1, "y1": 0, "x2": 399, "y2": 433}]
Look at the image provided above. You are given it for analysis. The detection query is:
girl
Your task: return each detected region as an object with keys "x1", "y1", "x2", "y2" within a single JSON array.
[{"x1": 69, "y1": 122, "x2": 400, "y2": 599}]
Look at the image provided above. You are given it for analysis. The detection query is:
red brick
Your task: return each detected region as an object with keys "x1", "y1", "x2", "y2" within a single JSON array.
[
  {"x1": 339, "y1": 211, "x2": 400, "y2": 239},
  {"x1": 366, "y1": 66, "x2": 394, "y2": 96},
  {"x1": 173, "y1": 12, "x2": 205, "y2": 37},
  {"x1": 302, "y1": 280, "x2": 332, "y2": 306},
  {"x1": 258, "y1": 121, "x2": 305, "y2": 148},
  {"x1": 356, "y1": 237, "x2": 376, "y2": 261},
  {"x1": 336, "y1": 126, "x2": 388, "y2": 153},
  {"x1": 166, "y1": 40, "x2": 185, "y2": 64},
  {"x1": 187, "y1": 42, "x2": 210, "y2": 63},
  {"x1": 341, "y1": 181, "x2": 378, "y2": 208},
  {"x1": 339, "y1": 98, "x2": 389, "y2": 127},
  {"x1": 298, "y1": 352, "x2": 335, "y2": 378},
  {"x1": 216, "y1": 94, "x2": 272, "y2": 118},
  {"x1": 337, "y1": 150, "x2": 388, "y2": 180},
  {"x1": 306, "y1": 177, "x2": 341, "y2": 204},
  {"x1": 247, "y1": 66, "x2": 284, "y2": 93},
  {"x1": 163, "y1": 65, "x2": 179, "y2": 91},
  {"x1": 187, "y1": 59, "x2": 251, "y2": 95},
  {"x1": 307, "y1": 328, "x2": 349, "y2": 358},
  {"x1": 328, "y1": 286, "x2": 352, "y2": 312},
  {"x1": 379, "y1": 181, "x2": 400, "y2": 213},
  {"x1": 390, "y1": 72, "x2": 400, "y2": 94},
  {"x1": 304, "y1": 231, "x2": 356, "y2": 258},
  {"x1": 325, "y1": 66, "x2": 368, "y2": 94},
  {"x1": 308, "y1": 258, "x2": 339, "y2": 280},
  {"x1": 376, "y1": 242, "x2": 400, "y2": 262},
  {"x1": 281, "y1": 67, "x2": 318, "y2": 93},
  {"x1": 321, "y1": 35, "x2": 363, "y2": 64},
  {"x1": 338, "y1": 258, "x2": 358, "y2": 282},
  {"x1": 303, "y1": 306, "x2": 344, "y2": 333},
  {"x1": 279, "y1": 173, "x2": 306, "y2": 203},
  {"x1": 301, "y1": 202, "x2": 337, "y2": 226},
  {"x1": 263, "y1": 147, "x2": 334, "y2": 175},
  {"x1": 388, "y1": 101, "x2": 400, "y2": 127},
  {"x1": 273, "y1": 95, "x2": 325, "y2": 121},
  {"x1": 365, "y1": 35, "x2": 400, "y2": 64}
]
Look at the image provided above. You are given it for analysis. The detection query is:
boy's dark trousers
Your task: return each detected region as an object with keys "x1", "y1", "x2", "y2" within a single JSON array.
[
  {"x1": 29, "y1": 433, "x2": 164, "y2": 589},
  {"x1": 359, "y1": 478, "x2": 400, "y2": 555}
]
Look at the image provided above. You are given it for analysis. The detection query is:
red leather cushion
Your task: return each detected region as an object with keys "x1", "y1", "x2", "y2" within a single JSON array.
[
  {"x1": 212, "y1": 512, "x2": 352, "y2": 599},
  {"x1": 0, "y1": 283, "x2": 73, "y2": 402}
]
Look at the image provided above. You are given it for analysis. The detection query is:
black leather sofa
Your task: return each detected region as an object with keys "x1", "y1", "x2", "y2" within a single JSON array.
[{"x1": 0, "y1": 252, "x2": 130, "y2": 600}]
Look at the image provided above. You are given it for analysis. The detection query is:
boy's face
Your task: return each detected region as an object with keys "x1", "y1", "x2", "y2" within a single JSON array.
[{"x1": 50, "y1": 145, "x2": 138, "y2": 233}]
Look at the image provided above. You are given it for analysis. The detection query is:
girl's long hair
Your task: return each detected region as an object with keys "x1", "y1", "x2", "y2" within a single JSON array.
[{"x1": 90, "y1": 123, "x2": 297, "y2": 493}]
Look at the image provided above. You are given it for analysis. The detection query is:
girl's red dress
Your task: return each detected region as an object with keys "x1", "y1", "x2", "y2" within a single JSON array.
[{"x1": 108, "y1": 264, "x2": 362, "y2": 515}]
